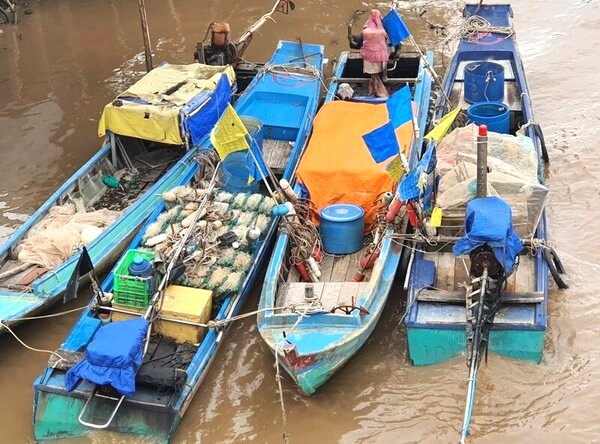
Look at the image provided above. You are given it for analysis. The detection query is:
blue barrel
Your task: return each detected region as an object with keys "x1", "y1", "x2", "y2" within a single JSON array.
[
  {"x1": 129, "y1": 255, "x2": 153, "y2": 278},
  {"x1": 319, "y1": 204, "x2": 365, "y2": 255},
  {"x1": 217, "y1": 151, "x2": 260, "y2": 194},
  {"x1": 467, "y1": 102, "x2": 510, "y2": 134},
  {"x1": 240, "y1": 115, "x2": 266, "y2": 150},
  {"x1": 464, "y1": 61, "x2": 505, "y2": 103}
]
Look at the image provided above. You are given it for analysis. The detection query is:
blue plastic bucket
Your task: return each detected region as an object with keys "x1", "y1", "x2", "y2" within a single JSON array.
[
  {"x1": 464, "y1": 61, "x2": 505, "y2": 103},
  {"x1": 240, "y1": 115, "x2": 266, "y2": 150},
  {"x1": 319, "y1": 204, "x2": 365, "y2": 255},
  {"x1": 382, "y1": 10, "x2": 411, "y2": 46},
  {"x1": 218, "y1": 151, "x2": 260, "y2": 194},
  {"x1": 467, "y1": 102, "x2": 510, "y2": 134}
]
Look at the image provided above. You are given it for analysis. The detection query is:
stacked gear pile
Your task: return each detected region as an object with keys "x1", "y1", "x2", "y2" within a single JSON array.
[
  {"x1": 141, "y1": 184, "x2": 276, "y2": 300},
  {"x1": 435, "y1": 124, "x2": 548, "y2": 238}
]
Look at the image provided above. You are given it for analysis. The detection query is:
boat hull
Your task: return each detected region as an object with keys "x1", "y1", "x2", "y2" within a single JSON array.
[
  {"x1": 33, "y1": 388, "x2": 180, "y2": 443},
  {"x1": 258, "y1": 49, "x2": 434, "y2": 395},
  {"x1": 404, "y1": 3, "x2": 550, "y2": 366},
  {"x1": 32, "y1": 40, "x2": 324, "y2": 442},
  {"x1": 407, "y1": 327, "x2": 545, "y2": 366},
  {"x1": 279, "y1": 309, "x2": 388, "y2": 395}
]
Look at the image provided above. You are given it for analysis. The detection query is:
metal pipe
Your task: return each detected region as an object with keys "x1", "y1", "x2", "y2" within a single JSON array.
[{"x1": 476, "y1": 124, "x2": 488, "y2": 198}]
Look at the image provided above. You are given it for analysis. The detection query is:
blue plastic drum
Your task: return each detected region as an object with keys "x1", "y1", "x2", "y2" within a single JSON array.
[
  {"x1": 464, "y1": 61, "x2": 505, "y2": 103},
  {"x1": 467, "y1": 102, "x2": 510, "y2": 134},
  {"x1": 319, "y1": 204, "x2": 365, "y2": 255}
]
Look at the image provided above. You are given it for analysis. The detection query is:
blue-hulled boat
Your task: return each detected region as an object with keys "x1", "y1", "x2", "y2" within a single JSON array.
[
  {"x1": 0, "y1": 63, "x2": 235, "y2": 332},
  {"x1": 257, "y1": 38, "x2": 434, "y2": 395},
  {"x1": 32, "y1": 40, "x2": 323, "y2": 442},
  {"x1": 402, "y1": 3, "x2": 566, "y2": 440}
]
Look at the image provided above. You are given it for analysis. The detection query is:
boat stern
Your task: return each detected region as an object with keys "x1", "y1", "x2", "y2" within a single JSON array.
[{"x1": 33, "y1": 376, "x2": 178, "y2": 443}]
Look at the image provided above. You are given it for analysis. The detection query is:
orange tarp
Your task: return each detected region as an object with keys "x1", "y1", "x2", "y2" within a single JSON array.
[{"x1": 297, "y1": 100, "x2": 414, "y2": 229}]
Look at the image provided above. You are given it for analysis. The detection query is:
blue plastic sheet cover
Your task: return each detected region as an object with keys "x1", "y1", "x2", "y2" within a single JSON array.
[
  {"x1": 453, "y1": 196, "x2": 523, "y2": 272},
  {"x1": 181, "y1": 73, "x2": 233, "y2": 146},
  {"x1": 362, "y1": 121, "x2": 400, "y2": 163},
  {"x1": 65, "y1": 318, "x2": 149, "y2": 396},
  {"x1": 386, "y1": 85, "x2": 413, "y2": 129}
]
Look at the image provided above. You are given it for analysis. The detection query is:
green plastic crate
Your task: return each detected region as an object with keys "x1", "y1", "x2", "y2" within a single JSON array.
[{"x1": 113, "y1": 249, "x2": 155, "y2": 308}]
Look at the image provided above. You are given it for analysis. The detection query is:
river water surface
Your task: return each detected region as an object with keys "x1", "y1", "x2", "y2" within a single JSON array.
[{"x1": 0, "y1": 1, "x2": 599, "y2": 443}]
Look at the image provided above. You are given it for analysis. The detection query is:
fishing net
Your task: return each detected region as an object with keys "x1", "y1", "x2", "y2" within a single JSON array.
[
  {"x1": 436, "y1": 125, "x2": 548, "y2": 238},
  {"x1": 142, "y1": 185, "x2": 274, "y2": 300},
  {"x1": 16, "y1": 203, "x2": 121, "y2": 269}
]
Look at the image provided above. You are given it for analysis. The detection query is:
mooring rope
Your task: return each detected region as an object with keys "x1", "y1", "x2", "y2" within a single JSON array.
[{"x1": 0, "y1": 321, "x2": 66, "y2": 361}]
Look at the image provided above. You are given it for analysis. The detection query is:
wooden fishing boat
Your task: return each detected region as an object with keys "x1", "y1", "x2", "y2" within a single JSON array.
[
  {"x1": 257, "y1": 13, "x2": 434, "y2": 395},
  {"x1": 32, "y1": 40, "x2": 324, "y2": 442},
  {"x1": 401, "y1": 3, "x2": 567, "y2": 440},
  {"x1": 0, "y1": 63, "x2": 236, "y2": 333}
]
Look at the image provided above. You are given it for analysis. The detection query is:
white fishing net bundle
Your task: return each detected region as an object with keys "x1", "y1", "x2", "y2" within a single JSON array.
[{"x1": 15, "y1": 203, "x2": 121, "y2": 269}]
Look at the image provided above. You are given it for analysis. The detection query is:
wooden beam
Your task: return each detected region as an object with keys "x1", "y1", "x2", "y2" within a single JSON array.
[{"x1": 416, "y1": 289, "x2": 544, "y2": 304}]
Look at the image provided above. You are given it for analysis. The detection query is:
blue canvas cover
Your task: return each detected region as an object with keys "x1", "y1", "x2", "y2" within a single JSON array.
[
  {"x1": 453, "y1": 197, "x2": 523, "y2": 272},
  {"x1": 65, "y1": 318, "x2": 149, "y2": 396},
  {"x1": 180, "y1": 73, "x2": 233, "y2": 146}
]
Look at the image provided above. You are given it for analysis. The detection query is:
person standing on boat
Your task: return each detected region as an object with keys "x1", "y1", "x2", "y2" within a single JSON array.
[{"x1": 360, "y1": 9, "x2": 389, "y2": 98}]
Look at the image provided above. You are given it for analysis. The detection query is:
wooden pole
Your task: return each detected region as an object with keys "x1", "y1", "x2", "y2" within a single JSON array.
[{"x1": 138, "y1": 0, "x2": 153, "y2": 72}]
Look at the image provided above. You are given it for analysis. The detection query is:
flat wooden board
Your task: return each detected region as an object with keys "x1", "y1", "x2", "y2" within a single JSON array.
[
  {"x1": 263, "y1": 139, "x2": 293, "y2": 174},
  {"x1": 277, "y1": 281, "x2": 369, "y2": 311},
  {"x1": 417, "y1": 288, "x2": 544, "y2": 304}
]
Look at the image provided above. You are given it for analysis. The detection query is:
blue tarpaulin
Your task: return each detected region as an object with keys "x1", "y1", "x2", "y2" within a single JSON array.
[
  {"x1": 181, "y1": 73, "x2": 233, "y2": 146},
  {"x1": 386, "y1": 85, "x2": 413, "y2": 129},
  {"x1": 453, "y1": 197, "x2": 523, "y2": 272},
  {"x1": 65, "y1": 318, "x2": 149, "y2": 396},
  {"x1": 362, "y1": 121, "x2": 400, "y2": 163}
]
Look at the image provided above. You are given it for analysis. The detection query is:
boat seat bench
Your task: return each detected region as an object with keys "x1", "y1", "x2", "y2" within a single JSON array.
[
  {"x1": 277, "y1": 281, "x2": 368, "y2": 312},
  {"x1": 416, "y1": 288, "x2": 544, "y2": 304}
]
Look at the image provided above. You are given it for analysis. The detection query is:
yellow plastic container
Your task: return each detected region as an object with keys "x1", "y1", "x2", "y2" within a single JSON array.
[{"x1": 112, "y1": 285, "x2": 213, "y2": 344}]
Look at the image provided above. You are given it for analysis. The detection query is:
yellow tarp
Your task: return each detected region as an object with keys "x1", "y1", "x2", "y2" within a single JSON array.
[
  {"x1": 297, "y1": 100, "x2": 415, "y2": 229},
  {"x1": 98, "y1": 64, "x2": 235, "y2": 145}
]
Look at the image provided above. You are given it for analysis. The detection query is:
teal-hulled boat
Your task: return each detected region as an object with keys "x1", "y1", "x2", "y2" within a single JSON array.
[
  {"x1": 0, "y1": 63, "x2": 235, "y2": 332},
  {"x1": 258, "y1": 34, "x2": 434, "y2": 395},
  {"x1": 402, "y1": 3, "x2": 566, "y2": 440},
  {"x1": 32, "y1": 40, "x2": 324, "y2": 442},
  {"x1": 405, "y1": 3, "x2": 554, "y2": 366}
]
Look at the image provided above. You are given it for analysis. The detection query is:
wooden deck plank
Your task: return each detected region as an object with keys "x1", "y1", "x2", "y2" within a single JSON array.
[
  {"x1": 437, "y1": 252, "x2": 456, "y2": 290},
  {"x1": 338, "y1": 281, "x2": 359, "y2": 306},
  {"x1": 330, "y1": 254, "x2": 351, "y2": 282},
  {"x1": 262, "y1": 139, "x2": 293, "y2": 174},
  {"x1": 321, "y1": 282, "x2": 342, "y2": 308},
  {"x1": 318, "y1": 254, "x2": 335, "y2": 282},
  {"x1": 344, "y1": 250, "x2": 363, "y2": 282},
  {"x1": 514, "y1": 255, "x2": 535, "y2": 293},
  {"x1": 453, "y1": 256, "x2": 470, "y2": 289},
  {"x1": 417, "y1": 288, "x2": 544, "y2": 304},
  {"x1": 505, "y1": 265, "x2": 517, "y2": 292}
]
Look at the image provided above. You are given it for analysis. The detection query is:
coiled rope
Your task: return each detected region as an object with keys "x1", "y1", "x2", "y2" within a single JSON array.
[{"x1": 445, "y1": 14, "x2": 515, "y2": 45}]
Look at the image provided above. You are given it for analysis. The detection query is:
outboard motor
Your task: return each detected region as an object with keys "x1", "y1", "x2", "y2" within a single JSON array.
[{"x1": 194, "y1": 22, "x2": 237, "y2": 66}]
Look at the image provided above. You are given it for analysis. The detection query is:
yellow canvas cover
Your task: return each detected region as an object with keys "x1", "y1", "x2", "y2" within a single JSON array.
[
  {"x1": 296, "y1": 100, "x2": 414, "y2": 229},
  {"x1": 98, "y1": 64, "x2": 235, "y2": 145}
]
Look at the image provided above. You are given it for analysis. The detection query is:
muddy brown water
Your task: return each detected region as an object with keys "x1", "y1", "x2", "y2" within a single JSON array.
[{"x1": 1, "y1": 1, "x2": 599, "y2": 442}]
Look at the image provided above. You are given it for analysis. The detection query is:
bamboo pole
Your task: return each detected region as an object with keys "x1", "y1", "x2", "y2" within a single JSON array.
[{"x1": 138, "y1": 0, "x2": 153, "y2": 72}]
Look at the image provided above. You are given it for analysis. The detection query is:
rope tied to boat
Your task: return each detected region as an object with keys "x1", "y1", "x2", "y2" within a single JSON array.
[{"x1": 445, "y1": 14, "x2": 515, "y2": 46}]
